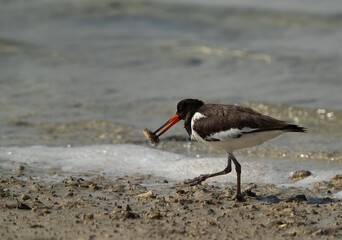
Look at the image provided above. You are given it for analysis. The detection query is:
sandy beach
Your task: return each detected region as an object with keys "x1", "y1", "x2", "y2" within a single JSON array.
[{"x1": 1, "y1": 167, "x2": 341, "y2": 240}]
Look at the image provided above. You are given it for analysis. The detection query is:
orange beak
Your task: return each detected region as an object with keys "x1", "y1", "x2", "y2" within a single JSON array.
[{"x1": 154, "y1": 114, "x2": 180, "y2": 137}]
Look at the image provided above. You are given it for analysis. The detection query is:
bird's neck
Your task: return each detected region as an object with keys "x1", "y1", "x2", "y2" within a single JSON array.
[{"x1": 184, "y1": 111, "x2": 196, "y2": 137}]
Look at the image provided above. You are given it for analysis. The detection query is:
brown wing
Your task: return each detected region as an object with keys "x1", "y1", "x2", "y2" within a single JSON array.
[{"x1": 193, "y1": 104, "x2": 291, "y2": 140}]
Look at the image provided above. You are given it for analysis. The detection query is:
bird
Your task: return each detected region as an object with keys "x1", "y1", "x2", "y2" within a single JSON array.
[{"x1": 151, "y1": 99, "x2": 306, "y2": 200}]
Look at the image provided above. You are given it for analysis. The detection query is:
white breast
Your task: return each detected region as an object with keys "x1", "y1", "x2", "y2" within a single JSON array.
[{"x1": 190, "y1": 112, "x2": 206, "y2": 141}]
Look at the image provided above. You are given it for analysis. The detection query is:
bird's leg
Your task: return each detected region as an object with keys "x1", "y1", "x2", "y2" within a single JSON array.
[
  {"x1": 184, "y1": 157, "x2": 232, "y2": 186},
  {"x1": 229, "y1": 152, "x2": 243, "y2": 201}
]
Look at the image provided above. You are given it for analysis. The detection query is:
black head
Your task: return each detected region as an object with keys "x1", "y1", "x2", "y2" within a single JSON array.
[
  {"x1": 176, "y1": 99, "x2": 204, "y2": 120},
  {"x1": 149, "y1": 99, "x2": 204, "y2": 139}
]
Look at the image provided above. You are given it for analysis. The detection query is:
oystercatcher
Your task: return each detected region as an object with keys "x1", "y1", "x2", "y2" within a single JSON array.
[{"x1": 151, "y1": 99, "x2": 306, "y2": 200}]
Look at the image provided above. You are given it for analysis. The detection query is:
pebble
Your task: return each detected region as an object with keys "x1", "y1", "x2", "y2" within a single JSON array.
[
  {"x1": 147, "y1": 212, "x2": 162, "y2": 219},
  {"x1": 17, "y1": 165, "x2": 25, "y2": 171},
  {"x1": 136, "y1": 190, "x2": 154, "y2": 199},
  {"x1": 18, "y1": 203, "x2": 31, "y2": 210},
  {"x1": 329, "y1": 174, "x2": 342, "y2": 186},
  {"x1": 65, "y1": 192, "x2": 74, "y2": 197},
  {"x1": 283, "y1": 194, "x2": 307, "y2": 203},
  {"x1": 21, "y1": 194, "x2": 31, "y2": 201},
  {"x1": 124, "y1": 211, "x2": 139, "y2": 219},
  {"x1": 43, "y1": 209, "x2": 51, "y2": 214},
  {"x1": 292, "y1": 170, "x2": 312, "y2": 182}
]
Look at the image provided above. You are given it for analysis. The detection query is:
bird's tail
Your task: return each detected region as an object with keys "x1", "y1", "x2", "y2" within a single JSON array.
[{"x1": 282, "y1": 124, "x2": 307, "y2": 133}]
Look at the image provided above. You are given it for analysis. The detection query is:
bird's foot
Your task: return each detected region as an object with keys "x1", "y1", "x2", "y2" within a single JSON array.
[
  {"x1": 184, "y1": 174, "x2": 209, "y2": 186},
  {"x1": 232, "y1": 193, "x2": 245, "y2": 202}
]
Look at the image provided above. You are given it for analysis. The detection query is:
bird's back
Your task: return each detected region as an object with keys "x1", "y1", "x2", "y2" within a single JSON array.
[{"x1": 190, "y1": 103, "x2": 305, "y2": 151}]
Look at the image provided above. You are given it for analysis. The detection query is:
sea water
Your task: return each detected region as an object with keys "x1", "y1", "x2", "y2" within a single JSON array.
[{"x1": 0, "y1": 0, "x2": 341, "y2": 195}]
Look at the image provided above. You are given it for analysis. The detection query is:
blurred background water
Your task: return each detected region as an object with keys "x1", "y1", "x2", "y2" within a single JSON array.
[{"x1": 0, "y1": 0, "x2": 341, "y2": 184}]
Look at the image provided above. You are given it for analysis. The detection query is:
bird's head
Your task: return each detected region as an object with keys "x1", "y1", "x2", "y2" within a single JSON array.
[
  {"x1": 151, "y1": 99, "x2": 204, "y2": 138},
  {"x1": 176, "y1": 99, "x2": 204, "y2": 120}
]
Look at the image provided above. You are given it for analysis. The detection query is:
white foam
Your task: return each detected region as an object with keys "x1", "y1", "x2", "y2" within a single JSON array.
[
  {"x1": 333, "y1": 191, "x2": 342, "y2": 198},
  {"x1": 0, "y1": 144, "x2": 341, "y2": 197}
]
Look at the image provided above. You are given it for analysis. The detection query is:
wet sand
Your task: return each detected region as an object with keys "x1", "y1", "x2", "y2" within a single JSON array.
[{"x1": 1, "y1": 167, "x2": 342, "y2": 240}]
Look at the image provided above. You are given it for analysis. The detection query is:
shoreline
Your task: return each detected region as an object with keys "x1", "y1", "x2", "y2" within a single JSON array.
[{"x1": 1, "y1": 170, "x2": 342, "y2": 239}]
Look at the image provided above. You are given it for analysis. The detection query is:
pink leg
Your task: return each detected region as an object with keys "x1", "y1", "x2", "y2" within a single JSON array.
[{"x1": 184, "y1": 157, "x2": 232, "y2": 185}]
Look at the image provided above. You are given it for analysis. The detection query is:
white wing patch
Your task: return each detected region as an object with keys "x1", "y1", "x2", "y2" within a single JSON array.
[
  {"x1": 191, "y1": 112, "x2": 206, "y2": 141},
  {"x1": 207, "y1": 127, "x2": 258, "y2": 141}
]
